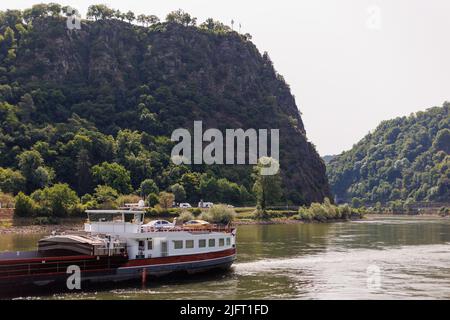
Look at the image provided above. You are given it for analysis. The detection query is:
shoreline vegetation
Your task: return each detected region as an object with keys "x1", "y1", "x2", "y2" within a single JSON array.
[
  {"x1": 0, "y1": 211, "x2": 448, "y2": 235},
  {"x1": 2, "y1": 198, "x2": 447, "y2": 235}
]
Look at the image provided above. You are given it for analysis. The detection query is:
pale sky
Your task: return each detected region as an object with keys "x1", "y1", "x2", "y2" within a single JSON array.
[{"x1": 1, "y1": 0, "x2": 450, "y2": 155}]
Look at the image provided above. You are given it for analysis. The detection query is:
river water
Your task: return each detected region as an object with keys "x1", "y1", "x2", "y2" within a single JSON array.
[{"x1": 1, "y1": 216, "x2": 450, "y2": 299}]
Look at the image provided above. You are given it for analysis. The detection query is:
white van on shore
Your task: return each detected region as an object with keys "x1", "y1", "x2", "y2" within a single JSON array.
[{"x1": 198, "y1": 201, "x2": 213, "y2": 208}]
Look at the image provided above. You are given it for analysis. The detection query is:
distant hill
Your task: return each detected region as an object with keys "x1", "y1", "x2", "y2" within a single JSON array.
[
  {"x1": 322, "y1": 155, "x2": 336, "y2": 164},
  {"x1": 0, "y1": 5, "x2": 331, "y2": 205},
  {"x1": 327, "y1": 103, "x2": 449, "y2": 204}
]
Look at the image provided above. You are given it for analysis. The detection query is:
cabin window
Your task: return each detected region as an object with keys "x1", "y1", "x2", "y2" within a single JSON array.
[
  {"x1": 199, "y1": 239, "x2": 206, "y2": 248},
  {"x1": 173, "y1": 240, "x2": 183, "y2": 249},
  {"x1": 208, "y1": 239, "x2": 215, "y2": 247},
  {"x1": 226, "y1": 238, "x2": 231, "y2": 246},
  {"x1": 147, "y1": 240, "x2": 153, "y2": 250},
  {"x1": 219, "y1": 238, "x2": 225, "y2": 247},
  {"x1": 186, "y1": 240, "x2": 194, "y2": 249}
]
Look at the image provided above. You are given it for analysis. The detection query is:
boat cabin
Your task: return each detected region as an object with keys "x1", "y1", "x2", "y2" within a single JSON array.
[
  {"x1": 83, "y1": 209, "x2": 235, "y2": 261},
  {"x1": 85, "y1": 210, "x2": 144, "y2": 234}
]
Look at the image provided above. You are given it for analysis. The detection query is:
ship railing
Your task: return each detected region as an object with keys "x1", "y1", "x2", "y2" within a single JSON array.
[{"x1": 141, "y1": 224, "x2": 235, "y2": 234}]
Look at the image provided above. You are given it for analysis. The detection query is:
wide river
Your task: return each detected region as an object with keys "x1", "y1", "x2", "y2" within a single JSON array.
[{"x1": 1, "y1": 216, "x2": 450, "y2": 299}]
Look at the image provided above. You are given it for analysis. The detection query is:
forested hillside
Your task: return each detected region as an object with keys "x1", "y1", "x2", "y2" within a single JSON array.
[
  {"x1": 0, "y1": 4, "x2": 330, "y2": 211},
  {"x1": 327, "y1": 103, "x2": 449, "y2": 205}
]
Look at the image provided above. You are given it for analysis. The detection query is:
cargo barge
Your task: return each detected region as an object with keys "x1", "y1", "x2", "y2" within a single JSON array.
[{"x1": 0, "y1": 210, "x2": 236, "y2": 295}]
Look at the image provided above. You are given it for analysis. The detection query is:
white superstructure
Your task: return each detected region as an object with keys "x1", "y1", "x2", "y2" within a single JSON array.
[{"x1": 84, "y1": 210, "x2": 236, "y2": 260}]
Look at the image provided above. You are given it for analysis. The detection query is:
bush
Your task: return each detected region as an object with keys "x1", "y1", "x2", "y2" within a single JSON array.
[
  {"x1": 297, "y1": 207, "x2": 314, "y2": 221},
  {"x1": 14, "y1": 192, "x2": 36, "y2": 217},
  {"x1": 93, "y1": 185, "x2": 119, "y2": 209},
  {"x1": 338, "y1": 204, "x2": 352, "y2": 219},
  {"x1": 35, "y1": 183, "x2": 80, "y2": 217},
  {"x1": 439, "y1": 207, "x2": 449, "y2": 217},
  {"x1": 146, "y1": 193, "x2": 159, "y2": 207},
  {"x1": 177, "y1": 210, "x2": 194, "y2": 223},
  {"x1": 158, "y1": 192, "x2": 174, "y2": 209},
  {"x1": 0, "y1": 192, "x2": 15, "y2": 208},
  {"x1": 294, "y1": 200, "x2": 362, "y2": 222},
  {"x1": 116, "y1": 194, "x2": 141, "y2": 207},
  {"x1": 145, "y1": 206, "x2": 180, "y2": 218},
  {"x1": 201, "y1": 204, "x2": 236, "y2": 225},
  {"x1": 252, "y1": 205, "x2": 270, "y2": 220},
  {"x1": 33, "y1": 216, "x2": 58, "y2": 225},
  {"x1": 191, "y1": 208, "x2": 202, "y2": 216}
]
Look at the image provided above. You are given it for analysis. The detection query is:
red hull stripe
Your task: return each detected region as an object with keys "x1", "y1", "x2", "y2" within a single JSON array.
[
  {"x1": 122, "y1": 248, "x2": 236, "y2": 268},
  {"x1": 0, "y1": 254, "x2": 98, "y2": 265}
]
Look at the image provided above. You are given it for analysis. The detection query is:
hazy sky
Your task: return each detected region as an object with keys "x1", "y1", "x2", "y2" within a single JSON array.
[{"x1": 1, "y1": 1, "x2": 449, "y2": 155}]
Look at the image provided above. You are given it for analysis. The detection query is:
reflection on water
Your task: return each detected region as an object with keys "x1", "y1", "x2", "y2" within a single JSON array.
[{"x1": 1, "y1": 216, "x2": 450, "y2": 299}]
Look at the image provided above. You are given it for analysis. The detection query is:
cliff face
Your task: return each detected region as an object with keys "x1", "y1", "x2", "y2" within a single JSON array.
[{"x1": 1, "y1": 17, "x2": 330, "y2": 204}]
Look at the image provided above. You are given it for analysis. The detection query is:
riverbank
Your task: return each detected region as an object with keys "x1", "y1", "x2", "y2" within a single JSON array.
[
  {"x1": 0, "y1": 216, "x2": 360, "y2": 235},
  {"x1": 2, "y1": 212, "x2": 446, "y2": 235}
]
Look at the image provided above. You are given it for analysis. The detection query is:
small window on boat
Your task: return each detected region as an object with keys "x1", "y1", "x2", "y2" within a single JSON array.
[
  {"x1": 208, "y1": 239, "x2": 215, "y2": 247},
  {"x1": 138, "y1": 240, "x2": 145, "y2": 249},
  {"x1": 147, "y1": 240, "x2": 153, "y2": 250},
  {"x1": 173, "y1": 240, "x2": 183, "y2": 249},
  {"x1": 186, "y1": 240, "x2": 194, "y2": 249},
  {"x1": 226, "y1": 238, "x2": 231, "y2": 246},
  {"x1": 199, "y1": 239, "x2": 206, "y2": 248},
  {"x1": 219, "y1": 238, "x2": 225, "y2": 247}
]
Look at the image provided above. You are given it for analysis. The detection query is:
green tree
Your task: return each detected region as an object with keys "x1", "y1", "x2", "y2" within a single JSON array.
[
  {"x1": 158, "y1": 191, "x2": 174, "y2": 209},
  {"x1": 125, "y1": 11, "x2": 135, "y2": 24},
  {"x1": 180, "y1": 172, "x2": 201, "y2": 201},
  {"x1": 252, "y1": 157, "x2": 282, "y2": 210},
  {"x1": 0, "y1": 167, "x2": 25, "y2": 194},
  {"x1": 75, "y1": 148, "x2": 92, "y2": 195},
  {"x1": 17, "y1": 93, "x2": 36, "y2": 121},
  {"x1": 14, "y1": 192, "x2": 36, "y2": 217},
  {"x1": 92, "y1": 162, "x2": 132, "y2": 194},
  {"x1": 17, "y1": 150, "x2": 53, "y2": 193},
  {"x1": 87, "y1": 4, "x2": 114, "y2": 20},
  {"x1": 170, "y1": 183, "x2": 186, "y2": 202},
  {"x1": 32, "y1": 183, "x2": 79, "y2": 217},
  {"x1": 146, "y1": 192, "x2": 159, "y2": 207},
  {"x1": 433, "y1": 129, "x2": 450, "y2": 154},
  {"x1": 93, "y1": 185, "x2": 119, "y2": 208},
  {"x1": 139, "y1": 179, "x2": 159, "y2": 197},
  {"x1": 166, "y1": 9, "x2": 196, "y2": 26}
]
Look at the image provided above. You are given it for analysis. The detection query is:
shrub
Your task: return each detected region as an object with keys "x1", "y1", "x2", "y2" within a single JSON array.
[
  {"x1": 14, "y1": 192, "x2": 36, "y2": 217},
  {"x1": 33, "y1": 216, "x2": 58, "y2": 225},
  {"x1": 295, "y1": 201, "x2": 361, "y2": 222},
  {"x1": 158, "y1": 192, "x2": 174, "y2": 209},
  {"x1": 146, "y1": 193, "x2": 159, "y2": 207},
  {"x1": 296, "y1": 207, "x2": 314, "y2": 221},
  {"x1": 93, "y1": 185, "x2": 119, "y2": 209},
  {"x1": 191, "y1": 208, "x2": 202, "y2": 216},
  {"x1": 177, "y1": 210, "x2": 194, "y2": 223},
  {"x1": 439, "y1": 207, "x2": 449, "y2": 217},
  {"x1": 338, "y1": 204, "x2": 352, "y2": 219},
  {"x1": 201, "y1": 204, "x2": 236, "y2": 224},
  {"x1": 0, "y1": 192, "x2": 15, "y2": 208},
  {"x1": 252, "y1": 205, "x2": 270, "y2": 220},
  {"x1": 33, "y1": 183, "x2": 79, "y2": 217},
  {"x1": 116, "y1": 194, "x2": 141, "y2": 207}
]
